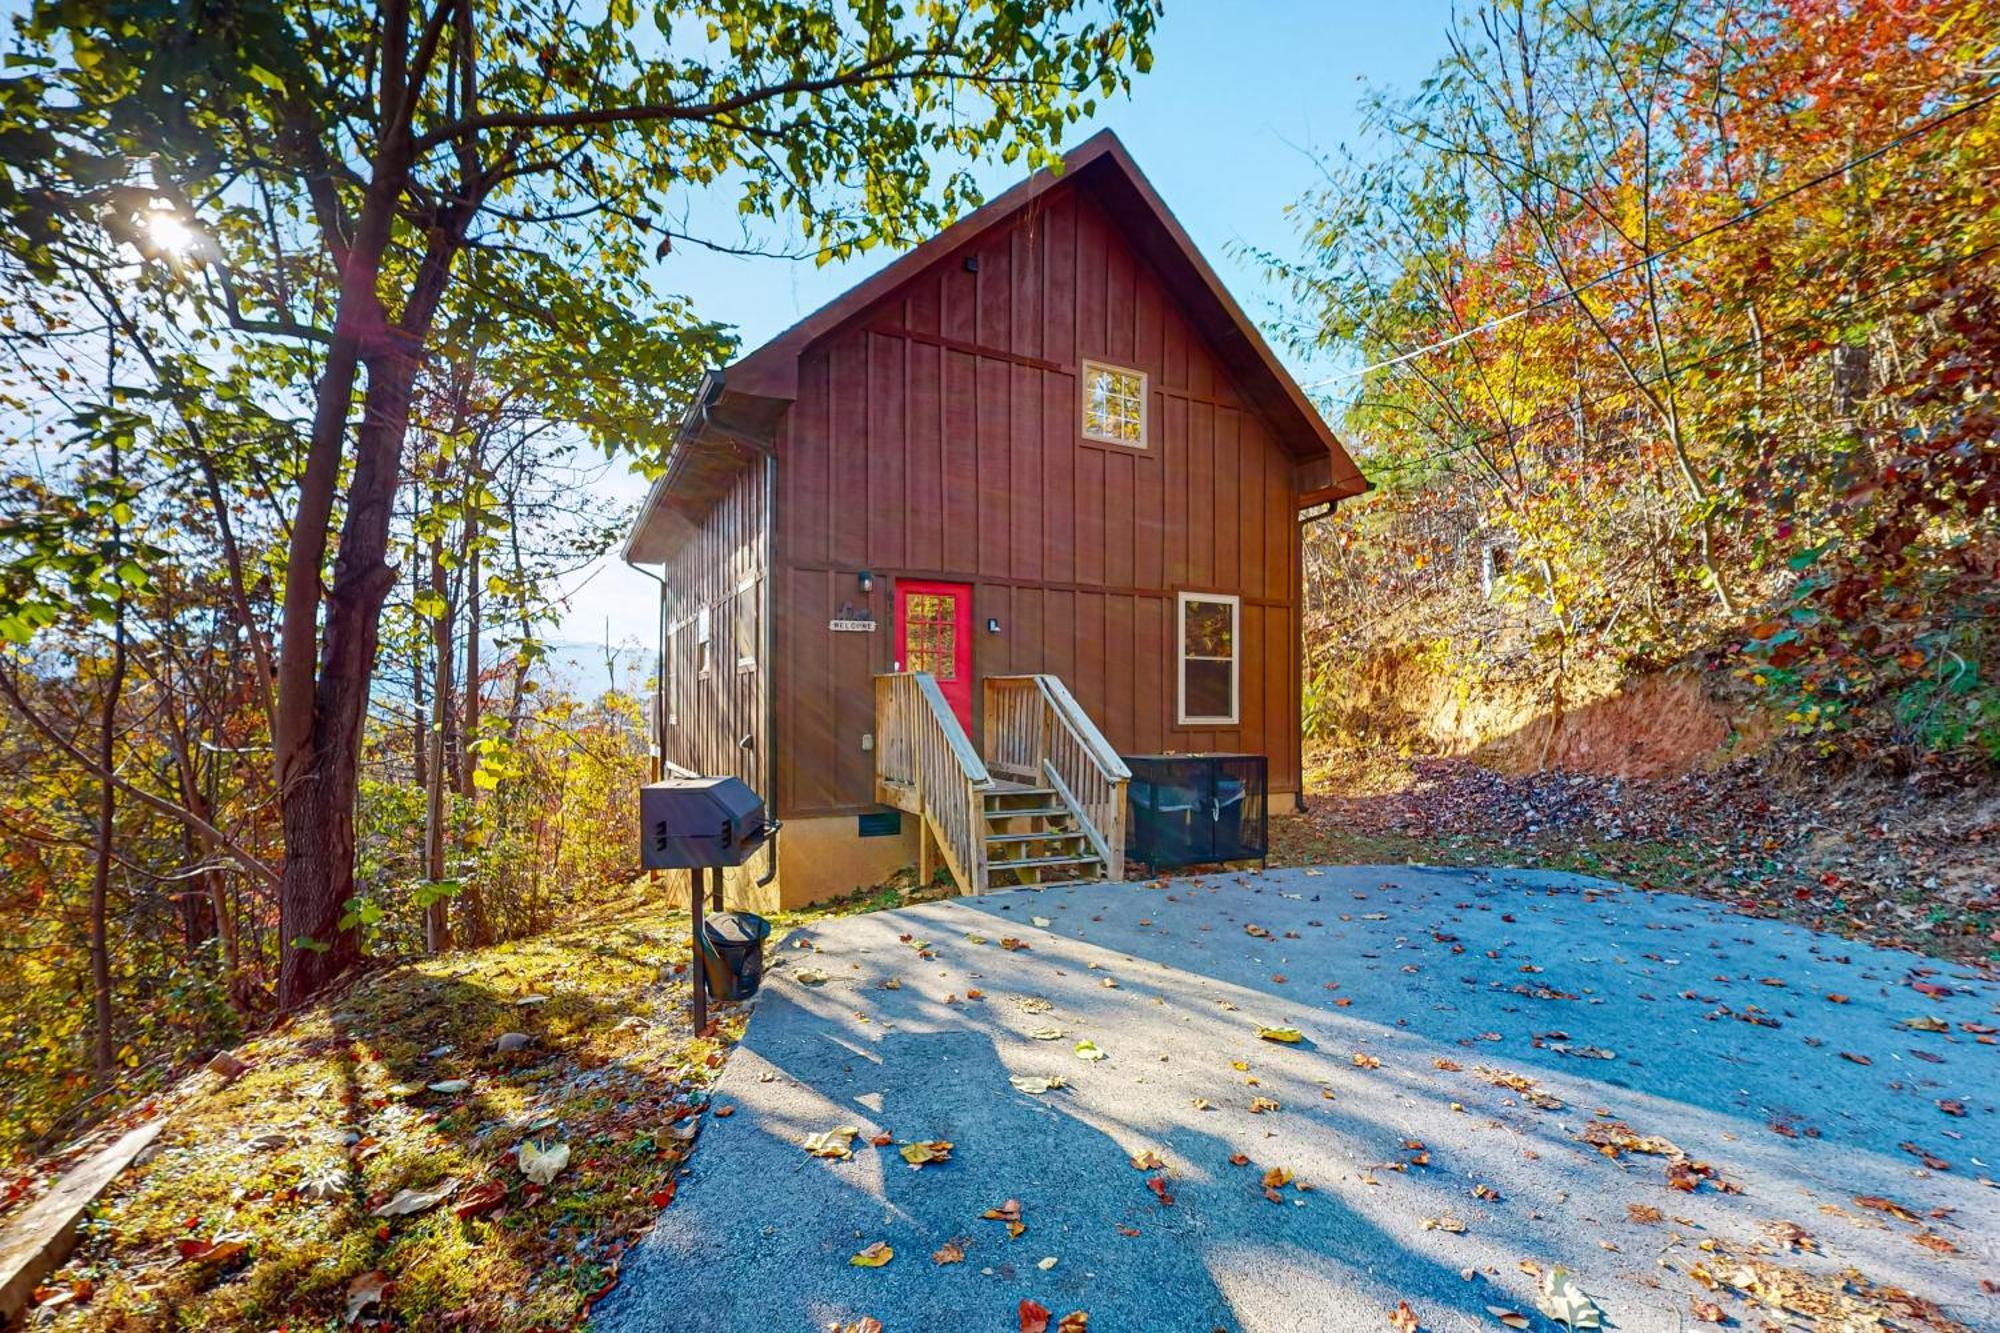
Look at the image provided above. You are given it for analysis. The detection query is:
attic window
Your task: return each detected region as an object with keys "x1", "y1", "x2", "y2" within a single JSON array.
[{"x1": 1081, "y1": 361, "x2": 1146, "y2": 447}]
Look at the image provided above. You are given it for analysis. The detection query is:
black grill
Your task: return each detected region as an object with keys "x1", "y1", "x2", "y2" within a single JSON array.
[
  {"x1": 639, "y1": 776, "x2": 776, "y2": 869},
  {"x1": 1123, "y1": 753, "x2": 1268, "y2": 871}
]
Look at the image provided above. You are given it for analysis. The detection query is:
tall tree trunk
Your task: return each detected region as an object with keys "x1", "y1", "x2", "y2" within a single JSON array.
[
  {"x1": 273, "y1": 119, "x2": 475, "y2": 1002},
  {"x1": 424, "y1": 521, "x2": 453, "y2": 953},
  {"x1": 412, "y1": 551, "x2": 429, "y2": 792},
  {"x1": 89, "y1": 594, "x2": 127, "y2": 1082},
  {"x1": 276, "y1": 343, "x2": 419, "y2": 1005},
  {"x1": 458, "y1": 514, "x2": 490, "y2": 947}
]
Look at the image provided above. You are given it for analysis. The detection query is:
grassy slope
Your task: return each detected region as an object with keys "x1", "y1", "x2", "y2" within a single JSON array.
[{"x1": 32, "y1": 881, "x2": 903, "y2": 1331}]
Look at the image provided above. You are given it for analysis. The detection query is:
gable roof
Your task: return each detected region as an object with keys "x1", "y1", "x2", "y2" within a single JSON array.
[{"x1": 626, "y1": 129, "x2": 1367, "y2": 564}]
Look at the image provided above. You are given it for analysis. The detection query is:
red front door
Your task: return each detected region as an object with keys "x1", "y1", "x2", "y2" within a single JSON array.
[{"x1": 895, "y1": 580, "x2": 974, "y2": 735}]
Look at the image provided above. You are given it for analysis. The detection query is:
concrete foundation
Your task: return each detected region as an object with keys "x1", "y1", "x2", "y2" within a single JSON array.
[
  {"x1": 651, "y1": 792, "x2": 1298, "y2": 914},
  {"x1": 649, "y1": 812, "x2": 921, "y2": 915}
]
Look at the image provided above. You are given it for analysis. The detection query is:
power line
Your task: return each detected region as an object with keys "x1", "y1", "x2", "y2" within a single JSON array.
[
  {"x1": 1299, "y1": 83, "x2": 2000, "y2": 390},
  {"x1": 1345, "y1": 236, "x2": 2000, "y2": 485}
]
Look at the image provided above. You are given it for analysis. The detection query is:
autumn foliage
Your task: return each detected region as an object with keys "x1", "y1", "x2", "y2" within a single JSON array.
[{"x1": 1277, "y1": 0, "x2": 1999, "y2": 759}]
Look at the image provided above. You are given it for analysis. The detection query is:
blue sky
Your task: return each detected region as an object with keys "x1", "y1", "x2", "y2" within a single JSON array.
[{"x1": 557, "y1": 0, "x2": 1461, "y2": 675}]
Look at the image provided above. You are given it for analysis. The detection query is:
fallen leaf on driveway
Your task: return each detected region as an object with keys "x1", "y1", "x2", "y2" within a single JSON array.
[
  {"x1": 1535, "y1": 1265, "x2": 1602, "y2": 1329},
  {"x1": 1899, "y1": 1141, "x2": 1951, "y2": 1170},
  {"x1": 899, "y1": 1140, "x2": 952, "y2": 1167},
  {"x1": 835, "y1": 1320, "x2": 883, "y2": 1333},
  {"x1": 1010, "y1": 1074, "x2": 1066, "y2": 1094},
  {"x1": 849, "y1": 1242, "x2": 893, "y2": 1267},
  {"x1": 1001, "y1": 938, "x2": 1031, "y2": 951},
  {"x1": 1855, "y1": 1194, "x2": 1921, "y2": 1222},
  {"x1": 1130, "y1": 1149, "x2": 1165, "y2": 1170},
  {"x1": 426, "y1": 1079, "x2": 470, "y2": 1094},
  {"x1": 1057, "y1": 1315, "x2": 1088, "y2": 1332},
  {"x1": 1249, "y1": 1097, "x2": 1280, "y2": 1113},
  {"x1": 1258, "y1": 1027, "x2": 1304, "y2": 1044},
  {"x1": 1146, "y1": 1175, "x2": 1175, "y2": 1206},
  {"x1": 1020, "y1": 1300, "x2": 1052, "y2": 1333},
  {"x1": 802, "y1": 1126, "x2": 860, "y2": 1159},
  {"x1": 1074, "y1": 1040, "x2": 1107, "y2": 1062},
  {"x1": 933, "y1": 1241, "x2": 965, "y2": 1264},
  {"x1": 1486, "y1": 1308, "x2": 1530, "y2": 1329},
  {"x1": 984, "y1": 1198, "x2": 1026, "y2": 1237},
  {"x1": 793, "y1": 967, "x2": 831, "y2": 985},
  {"x1": 1029, "y1": 1027, "x2": 1065, "y2": 1041},
  {"x1": 1390, "y1": 1300, "x2": 1421, "y2": 1332}
]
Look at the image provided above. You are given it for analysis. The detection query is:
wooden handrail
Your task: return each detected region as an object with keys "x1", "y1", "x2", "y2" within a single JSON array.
[
  {"x1": 875, "y1": 672, "x2": 991, "y2": 893},
  {"x1": 982, "y1": 675, "x2": 1129, "y2": 881}
]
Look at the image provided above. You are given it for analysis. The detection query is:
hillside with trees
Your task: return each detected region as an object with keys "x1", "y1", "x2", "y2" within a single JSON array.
[{"x1": 1277, "y1": 0, "x2": 1996, "y2": 770}]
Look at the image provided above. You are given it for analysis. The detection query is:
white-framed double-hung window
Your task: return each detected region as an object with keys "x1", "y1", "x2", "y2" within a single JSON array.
[{"x1": 1176, "y1": 591, "x2": 1239, "y2": 726}]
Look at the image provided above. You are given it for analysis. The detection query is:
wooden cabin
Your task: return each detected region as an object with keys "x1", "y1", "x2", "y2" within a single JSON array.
[{"x1": 625, "y1": 129, "x2": 1368, "y2": 910}]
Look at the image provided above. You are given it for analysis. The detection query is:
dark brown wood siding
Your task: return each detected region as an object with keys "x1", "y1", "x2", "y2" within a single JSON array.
[
  {"x1": 660, "y1": 461, "x2": 768, "y2": 799},
  {"x1": 774, "y1": 176, "x2": 1305, "y2": 819}
]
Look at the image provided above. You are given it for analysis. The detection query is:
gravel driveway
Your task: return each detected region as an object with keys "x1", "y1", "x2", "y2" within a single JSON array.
[{"x1": 593, "y1": 865, "x2": 1998, "y2": 1333}]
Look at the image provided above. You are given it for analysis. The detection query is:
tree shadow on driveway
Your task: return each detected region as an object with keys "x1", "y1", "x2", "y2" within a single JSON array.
[
  {"x1": 595, "y1": 871, "x2": 1998, "y2": 1332},
  {"x1": 592, "y1": 994, "x2": 1497, "y2": 1333}
]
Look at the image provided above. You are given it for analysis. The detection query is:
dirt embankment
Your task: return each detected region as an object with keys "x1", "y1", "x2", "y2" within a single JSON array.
[{"x1": 1319, "y1": 645, "x2": 1772, "y2": 779}]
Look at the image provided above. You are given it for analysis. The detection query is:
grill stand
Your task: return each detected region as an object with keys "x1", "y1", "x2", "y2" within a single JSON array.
[{"x1": 688, "y1": 865, "x2": 724, "y2": 1033}]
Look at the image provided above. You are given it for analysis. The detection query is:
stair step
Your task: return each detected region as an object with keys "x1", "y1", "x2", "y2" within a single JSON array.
[
  {"x1": 987, "y1": 852, "x2": 1103, "y2": 872},
  {"x1": 984, "y1": 787, "x2": 1056, "y2": 802},
  {"x1": 985, "y1": 804, "x2": 1069, "y2": 820},
  {"x1": 986, "y1": 830, "x2": 1088, "y2": 847}
]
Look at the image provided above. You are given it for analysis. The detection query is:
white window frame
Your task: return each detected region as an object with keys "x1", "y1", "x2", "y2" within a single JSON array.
[
  {"x1": 695, "y1": 605, "x2": 712, "y2": 678},
  {"x1": 1176, "y1": 591, "x2": 1240, "y2": 726},
  {"x1": 1080, "y1": 359, "x2": 1148, "y2": 448}
]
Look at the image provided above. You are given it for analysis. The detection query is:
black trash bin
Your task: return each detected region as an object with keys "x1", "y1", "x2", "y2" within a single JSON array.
[{"x1": 699, "y1": 911, "x2": 770, "y2": 1002}]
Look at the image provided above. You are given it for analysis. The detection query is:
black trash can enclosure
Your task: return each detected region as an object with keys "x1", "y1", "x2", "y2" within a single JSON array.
[
  {"x1": 1122, "y1": 753, "x2": 1269, "y2": 871},
  {"x1": 700, "y1": 911, "x2": 771, "y2": 1001}
]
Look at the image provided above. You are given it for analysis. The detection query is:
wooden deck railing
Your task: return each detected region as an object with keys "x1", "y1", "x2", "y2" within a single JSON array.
[
  {"x1": 874, "y1": 672, "x2": 991, "y2": 893},
  {"x1": 982, "y1": 675, "x2": 1131, "y2": 881}
]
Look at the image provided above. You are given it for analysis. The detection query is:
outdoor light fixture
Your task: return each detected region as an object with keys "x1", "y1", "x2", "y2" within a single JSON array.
[
  {"x1": 857, "y1": 570, "x2": 874, "y2": 593},
  {"x1": 987, "y1": 618, "x2": 1001, "y2": 633}
]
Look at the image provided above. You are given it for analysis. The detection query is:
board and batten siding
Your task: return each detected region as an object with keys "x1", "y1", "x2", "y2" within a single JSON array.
[
  {"x1": 774, "y1": 179, "x2": 1303, "y2": 820},
  {"x1": 659, "y1": 461, "x2": 768, "y2": 801}
]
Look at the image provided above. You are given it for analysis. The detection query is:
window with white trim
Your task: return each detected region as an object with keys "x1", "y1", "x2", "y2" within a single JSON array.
[
  {"x1": 1081, "y1": 360, "x2": 1147, "y2": 447},
  {"x1": 695, "y1": 605, "x2": 712, "y2": 678},
  {"x1": 1177, "y1": 591, "x2": 1239, "y2": 725}
]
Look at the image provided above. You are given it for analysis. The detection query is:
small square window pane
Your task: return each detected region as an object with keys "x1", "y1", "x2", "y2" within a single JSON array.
[{"x1": 1084, "y1": 364, "x2": 1145, "y2": 444}]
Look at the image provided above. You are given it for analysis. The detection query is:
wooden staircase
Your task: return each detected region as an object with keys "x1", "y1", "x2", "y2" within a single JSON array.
[
  {"x1": 982, "y1": 781, "x2": 1105, "y2": 888},
  {"x1": 875, "y1": 673, "x2": 1129, "y2": 895}
]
